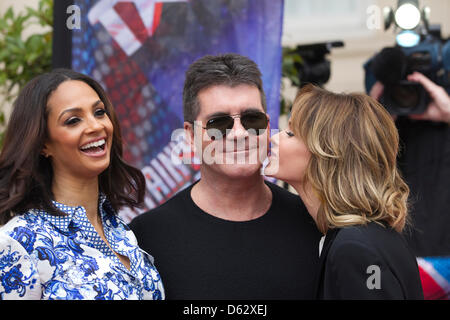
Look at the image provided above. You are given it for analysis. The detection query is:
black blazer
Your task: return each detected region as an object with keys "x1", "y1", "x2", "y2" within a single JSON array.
[{"x1": 315, "y1": 222, "x2": 424, "y2": 299}]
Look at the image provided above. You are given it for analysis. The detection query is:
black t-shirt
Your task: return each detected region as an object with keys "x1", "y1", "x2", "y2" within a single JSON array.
[
  {"x1": 396, "y1": 118, "x2": 450, "y2": 256},
  {"x1": 129, "y1": 181, "x2": 322, "y2": 299}
]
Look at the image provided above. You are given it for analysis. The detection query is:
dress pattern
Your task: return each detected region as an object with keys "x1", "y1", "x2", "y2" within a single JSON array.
[{"x1": 0, "y1": 195, "x2": 164, "y2": 300}]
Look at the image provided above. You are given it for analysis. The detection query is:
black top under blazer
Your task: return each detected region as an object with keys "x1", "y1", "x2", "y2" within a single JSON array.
[{"x1": 316, "y1": 222, "x2": 424, "y2": 299}]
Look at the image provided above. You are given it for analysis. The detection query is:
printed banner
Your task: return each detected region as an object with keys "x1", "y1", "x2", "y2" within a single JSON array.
[{"x1": 71, "y1": 0, "x2": 284, "y2": 222}]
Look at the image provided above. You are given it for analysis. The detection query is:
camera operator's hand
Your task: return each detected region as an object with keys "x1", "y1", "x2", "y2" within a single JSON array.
[
  {"x1": 369, "y1": 82, "x2": 397, "y2": 121},
  {"x1": 407, "y1": 72, "x2": 450, "y2": 124},
  {"x1": 369, "y1": 81, "x2": 384, "y2": 100}
]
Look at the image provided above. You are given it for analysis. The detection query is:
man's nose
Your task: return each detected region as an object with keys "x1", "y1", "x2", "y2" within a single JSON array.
[{"x1": 226, "y1": 117, "x2": 248, "y2": 140}]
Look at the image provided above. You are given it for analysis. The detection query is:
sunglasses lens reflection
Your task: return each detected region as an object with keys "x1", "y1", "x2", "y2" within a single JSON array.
[{"x1": 205, "y1": 112, "x2": 268, "y2": 139}]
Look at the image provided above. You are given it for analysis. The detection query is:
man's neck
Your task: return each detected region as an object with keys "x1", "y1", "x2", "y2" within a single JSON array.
[
  {"x1": 290, "y1": 181, "x2": 321, "y2": 230},
  {"x1": 191, "y1": 171, "x2": 272, "y2": 222}
]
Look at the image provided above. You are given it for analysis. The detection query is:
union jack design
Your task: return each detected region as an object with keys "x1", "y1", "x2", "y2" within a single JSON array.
[
  {"x1": 418, "y1": 256, "x2": 450, "y2": 299},
  {"x1": 88, "y1": 0, "x2": 187, "y2": 56}
]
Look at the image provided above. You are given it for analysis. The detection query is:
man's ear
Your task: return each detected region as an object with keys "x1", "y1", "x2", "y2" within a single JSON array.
[
  {"x1": 266, "y1": 116, "x2": 271, "y2": 154},
  {"x1": 184, "y1": 121, "x2": 195, "y2": 147},
  {"x1": 185, "y1": 121, "x2": 203, "y2": 160}
]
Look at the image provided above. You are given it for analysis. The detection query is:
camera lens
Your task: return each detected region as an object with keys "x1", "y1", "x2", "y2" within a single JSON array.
[{"x1": 391, "y1": 84, "x2": 419, "y2": 109}]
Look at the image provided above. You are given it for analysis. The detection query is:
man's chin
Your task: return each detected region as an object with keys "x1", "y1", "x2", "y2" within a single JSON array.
[
  {"x1": 210, "y1": 162, "x2": 263, "y2": 179},
  {"x1": 262, "y1": 162, "x2": 278, "y2": 178}
]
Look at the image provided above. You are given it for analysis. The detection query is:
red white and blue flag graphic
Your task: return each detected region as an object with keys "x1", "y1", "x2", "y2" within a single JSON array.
[
  {"x1": 71, "y1": 0, "x2": 284, "y2": 221},
  {"x1": 418, "y1": 256, "x2": 450, "y2": 299}
]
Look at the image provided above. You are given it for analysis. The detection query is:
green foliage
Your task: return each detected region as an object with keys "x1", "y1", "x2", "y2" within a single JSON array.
[
  {"x1": 0, "y1": 0, "x2": 53, "y2": 147},
  {"x1": 280, "y1": 46, "x2": 303, "y2": 115}
]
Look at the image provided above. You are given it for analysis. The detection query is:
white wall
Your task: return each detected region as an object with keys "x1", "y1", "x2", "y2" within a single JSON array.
[{"x1": 0, "y1": 0, "x2": 43, "y2": 35}]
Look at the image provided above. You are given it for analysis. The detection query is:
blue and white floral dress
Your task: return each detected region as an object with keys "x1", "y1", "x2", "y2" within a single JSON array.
[{"x1": 0, "y1": 195, "x2": 164, "y2": 300}]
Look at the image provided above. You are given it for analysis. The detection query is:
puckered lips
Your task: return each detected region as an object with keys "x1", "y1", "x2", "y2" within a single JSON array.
[{"x1": 79, "y1": 137, "x2": 107, "y2": 158}]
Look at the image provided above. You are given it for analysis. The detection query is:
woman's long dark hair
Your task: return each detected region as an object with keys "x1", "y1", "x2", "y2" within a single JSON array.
[{"x1": 0, "y1": 68, "x2": 146, "y2": 225}]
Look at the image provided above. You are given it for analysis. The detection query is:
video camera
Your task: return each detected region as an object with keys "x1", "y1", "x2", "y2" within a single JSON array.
[
  {"x1": 364, "y1": 1, "x2": 450, "y2": 115},
  {"x1": 293, "y1": 41, "x2": 344, "y2": 88}
]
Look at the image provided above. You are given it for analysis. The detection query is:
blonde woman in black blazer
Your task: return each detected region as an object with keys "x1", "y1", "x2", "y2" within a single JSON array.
[{"x1": 265, "y1": 84, "x2": 424, "y2": 299}]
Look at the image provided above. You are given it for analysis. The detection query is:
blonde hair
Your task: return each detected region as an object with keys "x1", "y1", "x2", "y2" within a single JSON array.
[{"x1": 290, "y1": 84, "x2": 409, "y2": 234}]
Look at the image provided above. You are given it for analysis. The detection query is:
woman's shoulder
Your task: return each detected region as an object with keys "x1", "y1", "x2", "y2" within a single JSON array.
[
  {"x1": 324, "y1": 224, "x2": 386, "y2": 268},
  {"x1": 334, "y1": 221, "x2": 398, "y2": 243},
  {"x1": 328, "y1": 222, "x2": 408, "y2": 262},
  {"x1": 0, "y1": 210, "x2": 53, "y2": 250},
  {"x1": 0, "y1": 210, "x2": 42, "y2": 233}
]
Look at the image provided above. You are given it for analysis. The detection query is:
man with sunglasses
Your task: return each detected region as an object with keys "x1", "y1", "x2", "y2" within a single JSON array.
[{"x1": 130, "y1": 53, "x2": 322, "y2": 299}]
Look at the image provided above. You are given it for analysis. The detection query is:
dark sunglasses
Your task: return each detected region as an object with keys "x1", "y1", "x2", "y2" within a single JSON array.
[{"x1": 200, "y1": 111, "x2": 269, "y2": 139}]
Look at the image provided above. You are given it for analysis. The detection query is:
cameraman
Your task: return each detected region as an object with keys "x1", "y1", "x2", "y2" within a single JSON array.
[{"x1": 370, "y1": 72, "x2": 450, "y2": 257}]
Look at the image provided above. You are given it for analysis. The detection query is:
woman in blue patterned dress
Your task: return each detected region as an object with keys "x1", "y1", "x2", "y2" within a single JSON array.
[{"x1": 0, "y1": 69, "x2": 164, "y2": 300}]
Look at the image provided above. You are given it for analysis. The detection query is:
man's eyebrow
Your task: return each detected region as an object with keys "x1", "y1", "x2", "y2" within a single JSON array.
[
  {"x1": 205, "y1": 111, "x2": 229, "y2": 119},
  {"x1": 57, "y1": 100, "x2": 102, "y2": 121},
  {"x1": 242, "y1": 107, "x2": 264, "y2": 114}
]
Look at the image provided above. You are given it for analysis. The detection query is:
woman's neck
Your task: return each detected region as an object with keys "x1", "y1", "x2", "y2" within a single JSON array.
[
  {"x1": 51, "y1": 172, "x2": 100, "y2": 223},
  {"x1": 290, "y1": 181, "x2": 322, "y2": 232}
]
